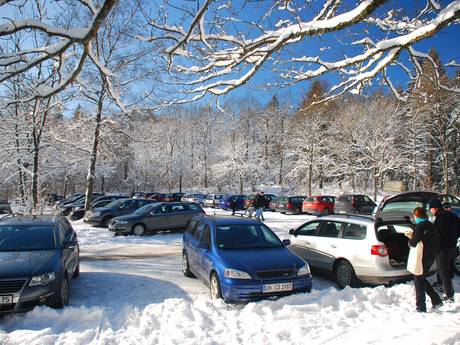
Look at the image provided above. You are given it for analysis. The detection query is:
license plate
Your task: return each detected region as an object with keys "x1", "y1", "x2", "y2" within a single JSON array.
[
  {"x1": 262, "y1": 283, "x2": 293, "y2": 293},
  {"x1": 0, "y1": 295, "x2": 13, "y2": 304}
]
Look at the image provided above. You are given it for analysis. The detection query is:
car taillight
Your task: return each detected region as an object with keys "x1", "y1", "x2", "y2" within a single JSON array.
[
  {"x1": 287, "y1": 202, "x2": 293, "y2": 209},
  {"x1": 371, "y1": 245, "x2": 388, "y2": 257}
]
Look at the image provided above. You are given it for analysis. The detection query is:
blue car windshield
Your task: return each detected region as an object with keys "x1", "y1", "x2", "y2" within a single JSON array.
[
  {"x1": 216, "y1": 224, "x2": 283, "y2": 250},
  {"x1": 0, "y1": 225, "x2": 56, "y2": 251}
]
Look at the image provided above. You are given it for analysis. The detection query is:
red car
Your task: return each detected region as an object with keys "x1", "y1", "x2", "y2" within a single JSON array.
[{"x1": 302, "y1": 195, "x2": 335, "y2": 215}]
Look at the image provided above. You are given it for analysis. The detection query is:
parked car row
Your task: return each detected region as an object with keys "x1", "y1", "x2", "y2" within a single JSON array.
[{"x1": 1, "y1": 189, "x2": 459, "y2": 315}]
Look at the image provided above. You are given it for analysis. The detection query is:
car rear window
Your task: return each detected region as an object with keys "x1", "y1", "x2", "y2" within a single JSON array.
[
  {"x1": 0, "y1": 225, "x2": 56, "y2": 251},
  {"x1": 187, "y1": 203, "x2": 203, "y2": 211}
]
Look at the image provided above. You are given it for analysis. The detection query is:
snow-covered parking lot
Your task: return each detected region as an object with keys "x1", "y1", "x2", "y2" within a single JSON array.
[{"x1": 1, "y1": 209, "x2": 459, "y2": 345}]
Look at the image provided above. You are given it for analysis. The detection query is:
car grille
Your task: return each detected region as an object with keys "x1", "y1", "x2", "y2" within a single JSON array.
[
  {"x1": 0, "y1": 279, "x2": 26, "y2": 294},
  {"x1": 0, "y1": 304, "x2": 15, "y2": 312},
  {"x1": 256, "y1": 269, "x2": 295, "y2": 279}
]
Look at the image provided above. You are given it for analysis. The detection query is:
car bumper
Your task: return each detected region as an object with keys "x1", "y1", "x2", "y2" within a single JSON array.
[
  {"x1": 220, "y1": 275, "x2": 312, "y2": 303},
  {"x1": 83, "y1": 217, "x2": 103, "y2": 226},
  {"x1": 108, "y1": 223, "x2": 131, "y2": 234},
  {"x1": 0, "y1": 281, "x2": 58, "y2": 314}
]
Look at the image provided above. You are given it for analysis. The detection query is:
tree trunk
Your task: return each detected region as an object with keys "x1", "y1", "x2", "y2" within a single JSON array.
[{"x1": 84, "y1": 93, "x2": 104, "y2": 211}]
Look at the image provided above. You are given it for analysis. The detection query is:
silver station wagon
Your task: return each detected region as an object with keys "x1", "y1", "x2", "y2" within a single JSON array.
[{"x1": 288, "y1": 191, "x2": 438, "y2": 288}]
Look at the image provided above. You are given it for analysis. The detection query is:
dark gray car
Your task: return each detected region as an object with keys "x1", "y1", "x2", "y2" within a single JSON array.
[
  {"x1": 83, "y1": 198, "x2": 157, "y2": 227},
  {"x1": 334, "y1": 194, "x2": 376, "y2": 215},
  {"x1": 0, "y1": 215, "x2": 79, "y2": 314},
  {"x1": 108, "y1": 202, "x2": 205, "y2": 236}
]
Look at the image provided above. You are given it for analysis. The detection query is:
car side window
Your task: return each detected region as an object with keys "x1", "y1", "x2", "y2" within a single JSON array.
[
  {"x1": 194, "y1": 222, "x2": 206, "y2": 240},
  {"x1": 199, "y1": 225, "x2": 212, "y2": 248},
  {"x1": 342, "y1": 223, "x2": 367, "y2": 240},
  {"x1": 363, "y1": 196, "x2": 373, "y2": 203},
  {"x1": 171, "y1": 204, "x2": 185, "y2": 212},
  {"x1": 296, "y1": 221, "x2": 320, "y2": 236},
  {"x1": 185, "y1": 219, "x2": 198, "y2": 234},
  {"x1": 318, "y1": 221, "x2": 342, "y2": 238},
  {"x1": 187, "y1": 204, "x2": 200, "y2": 211}
]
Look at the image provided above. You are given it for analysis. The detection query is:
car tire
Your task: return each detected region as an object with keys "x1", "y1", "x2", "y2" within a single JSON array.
[
  {"x1": 323, "y1": 208, "x2": 330, "y2": 215},
  {"x1": 50, "y1": 274, "x2": 70, "y2": 308},
  {"x1": 102, "y1": 216, "x2": 112, "y2": 228},
  {"x1": 210, "y1": 272, "x2": 223, "y2": 300},
  {"x1": 182, "y1": 251, "x2": 194, "y2": 278},
  {"x1": 132, "y1": 224, "x2": 146, "y2": 236},
  {"x1": 334, "y1": 261, "x2": 358, "y2": 289},
  {"x1": 73, "y1": 260, "x2": 80, "y2": 278},
  {"x1": 199, "y1": 202, "x2": 204, "y2": 207}
]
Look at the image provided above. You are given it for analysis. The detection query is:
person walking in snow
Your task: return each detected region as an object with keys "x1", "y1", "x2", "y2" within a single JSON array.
[
  {"x1": 428, "y1": 198, "x2": 458, "y2": 303},
  {"x1": 254, "y1": 192, "x2": 266, "y2": 222},
  {"x1": 230, "y1": 196, "x2": 238, "y2": 216},
  {"x1": 405, "y1": 207, "x2": 443, "y2": 313}
]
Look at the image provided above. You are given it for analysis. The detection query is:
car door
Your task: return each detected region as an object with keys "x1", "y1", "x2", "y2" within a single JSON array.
[
  {"x1": 197, "y1": 225, "x2": 213, "y2": 281},
  {"x1": 59, "y1": 220, "x2": 79, "y2": 278},
  {"x1": 169, "y1": 204, "x2": 188, "y2": 228},
  {"x1": 310, "y1": 221, "x2": 343, "y2": 271},
  {"x1": 289, "y1": 220, "x2": 321, "y2": 263},
  {"x1": 149, "y1": 204, "x2": 174, "y2": 230},
  {"x1": 188, "y1": 222, "x2": 206, "y2": 279}
]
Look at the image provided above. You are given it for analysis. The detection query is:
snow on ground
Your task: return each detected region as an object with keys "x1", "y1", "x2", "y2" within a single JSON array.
[{"x1": 1, "y1": 208, "x2": 459, "y2": 345}]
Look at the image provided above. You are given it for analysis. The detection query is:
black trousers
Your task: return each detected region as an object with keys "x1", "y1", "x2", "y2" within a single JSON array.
[
  {"x1": 413, "y1": 274, "x2": 442, "y2": 312},
  {"x1": 436, "y1": 248, "x2": 456, "y2": 298}
]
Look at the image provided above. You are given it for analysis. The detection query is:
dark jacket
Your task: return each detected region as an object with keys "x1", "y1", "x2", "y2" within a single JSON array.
[
  {"x1": 434, "y1": 209, "x2": 458, "y2": 249},
  {"x1": 409, "y1": 220, "x2": 439, "y2": 272},
  {"x1": 254, "y1": 194, "x2": 266, "y2": 208}
]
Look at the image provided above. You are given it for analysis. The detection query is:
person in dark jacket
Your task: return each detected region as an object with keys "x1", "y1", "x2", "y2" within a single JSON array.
[
  {"x1": 254, "y1": 192, "x2": 266, "y2": 221},
  {"x1": 429, "y1": 198, "x2": 458, "y2": 302},
  {"x1": 406, "y1": 207, "x2": 443, "y2": 312},
  {"x1": 230, "y1": 196, "x2": 238, "y2": 216}
]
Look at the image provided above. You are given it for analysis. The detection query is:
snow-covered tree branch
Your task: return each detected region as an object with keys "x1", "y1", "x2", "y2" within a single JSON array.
[
  {"x1": 145, "y1": 0, "x2": 460, "y2": 103},
  {"x1": 0, "y1": 0, "x2": 116, "y2": 101}
]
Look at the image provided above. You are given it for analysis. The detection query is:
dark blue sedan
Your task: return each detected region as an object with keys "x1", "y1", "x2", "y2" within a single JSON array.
[
  {"x1": 182, "y1": 216, "x2": 312, "y2": 303},
  {"x1": 218, "y1": 195, "x2": 246, "y2": 211}
]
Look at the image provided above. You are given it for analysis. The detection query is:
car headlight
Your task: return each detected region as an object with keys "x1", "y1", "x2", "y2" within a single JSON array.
[
  {"x1": 297, "y1": 264, "x2": 311, "y2": 276},
  {"x1": 224, "y1": 269, "x2": 251, "y2": 279},
  {"x1": 116, "y1": 220, "x2": 128, "y2": 225},
  {"x1": 29, "y1": 272, "x2": 56, "y2": 286}
]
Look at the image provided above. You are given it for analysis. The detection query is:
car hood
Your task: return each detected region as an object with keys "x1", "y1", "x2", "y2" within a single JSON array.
[
  {"x1": 375, "y1": 191, "x2": 438, "y2": 223},
  {"x1": 217, "y1": 247, "x2": 306, "y2": 273},
  {"x1": 0, "y1": 250, "x2": 57, "y2": 279}
]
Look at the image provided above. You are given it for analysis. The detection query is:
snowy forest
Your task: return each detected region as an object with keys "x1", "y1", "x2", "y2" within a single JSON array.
[{"x1": 1, "y1": 0, "x2": 460, "y2": 210}]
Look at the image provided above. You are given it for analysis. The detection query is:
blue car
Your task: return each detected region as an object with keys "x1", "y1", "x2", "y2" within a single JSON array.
[
  {"x1": 218, "y1": 195, "x2": 246, "y2": 210},
  {"x1": 182, "y1": 216, "x2": 312, "y2": 303}
]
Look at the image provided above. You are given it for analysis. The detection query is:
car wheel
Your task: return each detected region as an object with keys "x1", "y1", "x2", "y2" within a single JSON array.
[
  {"x1": 199, "y1": 202, "x2": 204, "y2": 207},
  {"x1": 102, "y1": 216, "x2": 112, "y2": 227},
  {"x1": 132, "y1": 224, "x2": 146, "y2": 236},
  {"x1": 50, "y1": 275, "x2": 70, "y2": 308},
  {"x1": 323, "y1": 208, "x2": 330, "y2": 215},
  {"x1": 73, "y1": 260, "x2": 80, "y2": 278},
  {"x1": 182, "y1": 251, "x2": 194, "y2": 278},
  {"x1": 210, "y1": 272, "x2": 223, "y2": 300},
  {"x1": 455, "y1": 247, "x2": 460, "y2": 276},
  {"x1": 334, "y1": 261, "x2": 358, "y2": 289}
]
